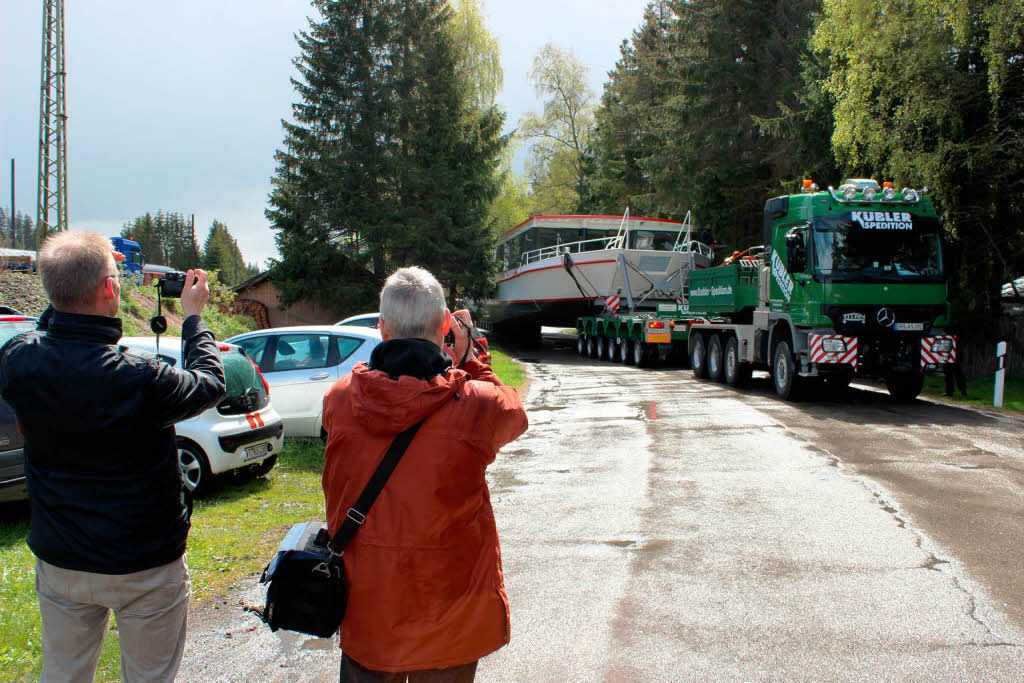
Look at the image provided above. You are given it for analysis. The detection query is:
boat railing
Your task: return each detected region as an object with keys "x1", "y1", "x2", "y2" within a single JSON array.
[
  {"x1": 675, "y1": 240, "x2": 713, "y2": 260},
  {"x1": 518, "y1": 236, "x2": 621, "y2": 267}
]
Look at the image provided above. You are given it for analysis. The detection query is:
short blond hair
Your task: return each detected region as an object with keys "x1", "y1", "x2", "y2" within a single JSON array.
[
  {"x1": 379, "y1": 266, "x2": 446, "y2": 340},
  {"x1": 38, "y1": 231, "x2": 116, "y2": 311}
]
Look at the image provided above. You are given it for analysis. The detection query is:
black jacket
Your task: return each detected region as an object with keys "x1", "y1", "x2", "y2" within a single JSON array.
[{"x1": 0, "y1": 308, "x2": 225, "y2": 574}]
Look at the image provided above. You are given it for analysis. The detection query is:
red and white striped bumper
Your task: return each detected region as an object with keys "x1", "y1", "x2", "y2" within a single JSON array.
[
  {"x1": 921, "y1": 335, "x2": 956, "y2": 368},
  {"x1": 809, "y1": 334, "x2": 859, "y2": 369}
]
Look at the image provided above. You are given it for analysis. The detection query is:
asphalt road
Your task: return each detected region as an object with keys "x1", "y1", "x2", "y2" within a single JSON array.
[{"x1": 178, "y1": 343, "x2": 1024, "y2": 681}]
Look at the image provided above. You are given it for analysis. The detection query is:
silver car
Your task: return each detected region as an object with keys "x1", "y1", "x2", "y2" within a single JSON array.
[{"x1": 226, "y1": 325, "x2": 382, "y2": 439}]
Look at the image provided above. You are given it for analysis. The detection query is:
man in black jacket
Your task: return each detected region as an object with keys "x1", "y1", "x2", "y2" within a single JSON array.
[{"x1": 0, "y1": 231, "x2": 225, "y2": 682}]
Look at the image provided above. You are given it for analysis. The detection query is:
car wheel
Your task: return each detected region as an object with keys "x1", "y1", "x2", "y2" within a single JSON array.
[
  {"x1": 252, "y1": 454, "x2": 278, "y2": 478},
  {"x1": 177, "y1": 439, "x2": 213, "y2": 498},
  {"x1": 691, "y1": 334, "x2": 708, "y2": 379}
]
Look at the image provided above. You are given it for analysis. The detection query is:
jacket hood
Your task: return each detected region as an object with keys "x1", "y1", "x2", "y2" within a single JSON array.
[{"x1": 350, "y1": 338, "x2": 466, "y2": 435}]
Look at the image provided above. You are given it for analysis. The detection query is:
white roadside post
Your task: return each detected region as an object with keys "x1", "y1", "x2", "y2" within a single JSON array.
[{"x1": 994, "y1": 341, "x2": 1007, "y2": 408}]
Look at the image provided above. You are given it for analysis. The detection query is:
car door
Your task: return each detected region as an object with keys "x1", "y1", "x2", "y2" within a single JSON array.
[{"x1": 262, "y1": 333, "x2": 338, "y2": 437}]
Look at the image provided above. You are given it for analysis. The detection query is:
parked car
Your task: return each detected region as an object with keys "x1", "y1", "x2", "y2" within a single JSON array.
[
  {"x1": 0, "y1": 311, "x2": 37, "y2": 503},
  {"x1": 119, "y1": 337, "x2": 285, "y2": 496},
  {"x1": 226, "y1": 325, "x2": 382, "y2": 439},
  {"x1": 336, "y1": 312, "x2": 380, "y2": 329},
  {"x1": 337, "y1": 311, "x2": 492, "y2": 364}
]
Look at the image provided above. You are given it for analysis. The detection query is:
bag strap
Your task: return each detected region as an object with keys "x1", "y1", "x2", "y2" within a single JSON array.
[{"x1": 327, "y1": 419, "x2": 425, "y2": 558}]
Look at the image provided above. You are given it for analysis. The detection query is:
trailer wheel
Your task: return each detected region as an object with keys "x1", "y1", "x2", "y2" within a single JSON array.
[
  {"x1": 624, "y1": 340, "x2": 637, "y2": 366},
  {"x1": 724, "y1": 336, "x2": 749, "y2": 388},
  {"x1": 708, "y1": 335, "x2": 725, "y2": 382},
  {"x1": 691, "y1": 334, "x2": 708, "y2": 379},
  {"x1": 617, "y1": 339, "x2": 629, "y2": 364},
  {"x1": 772, "y1": 339, "x2": 802, "y2": 400},
  {"x1": 885, "y1": 371, "x2": 924, "y2": 402},
  {"x1": 610, "y1": 338, "x2": 622, "y2": 363},
  {"x1": 633, "y1": 340, "x2": 647, "y2": 368},
  {"x1": 587, "y1": 335, "x2": 599, "y2": 358},
  {"x1": 576, "y1": 334, "x2": 586, "y2": 356}
]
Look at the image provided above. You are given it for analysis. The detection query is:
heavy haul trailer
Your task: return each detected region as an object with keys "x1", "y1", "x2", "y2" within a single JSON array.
[
  {"x1": 576, "y1": 304, "x2": 693, "y2": 368},
  {"x1": 684, "y1": 179, "x2": 957, "y2": 401}
]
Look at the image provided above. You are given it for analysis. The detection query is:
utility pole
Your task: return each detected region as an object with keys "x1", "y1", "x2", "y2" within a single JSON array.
[
  {"x1": 36, "y1": 0, "x2": 69, "y2": 247},
  {"x1": 9, "y1": 158, "x2": 14, "y2": 248}
]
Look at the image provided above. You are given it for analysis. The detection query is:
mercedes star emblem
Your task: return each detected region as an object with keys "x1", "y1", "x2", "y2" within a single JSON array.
[{"x1": 876, "y1": 307, "x2": 896, "y2": 327}]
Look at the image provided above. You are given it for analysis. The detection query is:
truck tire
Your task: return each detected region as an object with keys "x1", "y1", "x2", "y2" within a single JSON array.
[
  {"x1": 577, "y1": 334, "x2": 586, "y2": 356},
  {"x1": 618, "y1": 339, "x2": 630, "y2": 364},
  {"x1": 633, "y1": 341, "x2": 647, "y2": 368},
  {"x1": 772, "y1": 339, "x2": 802, "y2": 400},
  {"x1": 624, "y1": 340, "x2": 637, "y2": 366},
  {"x1": 610, "y1": 338, "x2": 622, "y2": 363},
  {"x1": 707, "y1": 335, "x2": 725, "y2": 382},
  {"x1": 691, "y1": 334, "x2": 708, "y2": 379},
  {"x1": 886, "y1": 371, "x2": 924, "y2": 402},
  {"x1": 588, "y1": 335, "x2": 599, "y2": 358},
  {"x1": 724, "y1": 336, "x2": 749, "y2": 388}
]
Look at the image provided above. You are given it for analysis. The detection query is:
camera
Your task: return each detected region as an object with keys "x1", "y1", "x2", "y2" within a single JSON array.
[{"x1": 157, "y1": 271, "x2": 187, "y2": 298}]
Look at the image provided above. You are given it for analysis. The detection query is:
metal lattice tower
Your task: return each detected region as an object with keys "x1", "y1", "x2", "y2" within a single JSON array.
[{"x1": 36, "y1": 0, "x2": 68, "y2": 246}]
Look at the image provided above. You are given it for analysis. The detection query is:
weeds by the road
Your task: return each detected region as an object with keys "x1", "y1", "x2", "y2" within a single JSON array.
[
  {"x1": 0, "y1": 352, "x2": 526, "y2": 679},
  {"x1": 922, "y1": 374, "x2": 1024, "y2": 413}
]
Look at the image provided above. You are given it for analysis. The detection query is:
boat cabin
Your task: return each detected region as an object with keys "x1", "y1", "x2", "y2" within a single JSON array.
[{"x1": 495, "y1": 215, "x2": 690, "y2": 272}]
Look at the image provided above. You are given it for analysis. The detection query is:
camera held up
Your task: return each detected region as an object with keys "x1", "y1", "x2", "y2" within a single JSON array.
[{"x1": 157, "y1": 271, "x2": 187, "y2": 298}]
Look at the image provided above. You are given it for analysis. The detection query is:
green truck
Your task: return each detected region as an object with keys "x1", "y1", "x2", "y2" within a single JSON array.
[
  {"x1": 576, "y1": 179, "x2": 957, "y2": 401},
  {"x1": 684, "y1": 179, "x2": 955, "y2": 400}
]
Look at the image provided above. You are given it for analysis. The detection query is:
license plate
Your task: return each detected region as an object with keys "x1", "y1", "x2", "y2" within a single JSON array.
[
  {"x1": 646, "y1": 334, "x2": 671, "y2": 344},
  {"x1": 894, "y1": 322, "x2": 924, "y2": 331},
  {"x1": 243, "y1": 442, "x2": 270, "y2": 462}
]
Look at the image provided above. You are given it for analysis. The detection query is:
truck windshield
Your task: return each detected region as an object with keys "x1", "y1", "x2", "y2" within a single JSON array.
[{"x1": 811, "y1": 214, "x2": 943, "y2": 282}]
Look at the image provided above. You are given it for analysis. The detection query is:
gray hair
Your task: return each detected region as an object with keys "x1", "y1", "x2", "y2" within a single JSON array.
[
  {"x1": 38, "y1": 231, "x2": 116, "y2": 311},
  {"x1": 379, "y1": 266, "x2": 446, "y2": 340}
]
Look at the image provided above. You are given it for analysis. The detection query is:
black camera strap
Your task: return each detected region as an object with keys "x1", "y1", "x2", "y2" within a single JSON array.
[{"x1": 327, "y1": 419, "x2": 426, "y2": 560}]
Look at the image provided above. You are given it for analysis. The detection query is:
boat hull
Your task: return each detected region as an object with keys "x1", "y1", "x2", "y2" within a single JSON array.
[{"x1": 486, "y1": 249, "x2": 708, "y2": 328}]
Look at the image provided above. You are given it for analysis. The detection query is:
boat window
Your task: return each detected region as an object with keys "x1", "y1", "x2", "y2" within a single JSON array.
[
  {"x1": 630, "y1": 230, "x2": 679, "y2": 251},
  {"x1": 536, "y1": 228, "x2": 563, "y2": 250},
  {"x1": 583, "y1": 228, "x2": 615, "y2": 244}
]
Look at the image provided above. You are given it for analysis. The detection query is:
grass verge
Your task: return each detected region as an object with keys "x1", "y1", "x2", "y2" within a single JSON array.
[
  {"x1": 922, "y1": 374, "x2": 1024, "y2": 413},
  {"x1": 0, "y1": 350, "x2": 527, "y2": 679},
  {"x1": 489, "y1": 346, "x2": 526, "y2": 391}
]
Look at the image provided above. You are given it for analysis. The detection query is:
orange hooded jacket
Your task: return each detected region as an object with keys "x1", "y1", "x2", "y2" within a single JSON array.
[{"x1": 322, "y1": 338, "x2": 528, "y2": 672}]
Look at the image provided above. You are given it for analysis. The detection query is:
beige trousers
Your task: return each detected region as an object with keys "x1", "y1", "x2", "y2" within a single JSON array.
[{"x1": 35, "y1": 555, "x2": 190, "y2": 683}]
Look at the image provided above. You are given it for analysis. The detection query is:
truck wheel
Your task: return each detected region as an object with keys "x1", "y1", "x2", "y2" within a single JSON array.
[
  {"x1": 588, "y1": 335, "x2": 599, "y2": 358},
  {"x1": 609, "y1": 338, "x2": 621, "y2": 363},
  {"x1": 691, "y1": 334, "x2": 708, "y2": 379},
  {"x1": 576, "y1": 334, "x2": 586, "y2": 356},
  {"x1": 603, "y1": 336, "x2": 615, "y2": 361},
  {"x1": 772, "y1": 339, "x2": 802, "y2": 400},
  {"x1": 886, "y1": 372, "x2": 924, "y2": 402},
  {"x1": 724, "y1": 336, "x2": 748, "y2": 388},
  {"x1": 618, "y1": 339, "x2": 630, "y2": 364},
  {"x1": 633, "y1": 341, "x2": 647, "y2": 367},
  {"x1": 177, "y1": 439, "x2": 213, "y2": 498},
  {"x1": 708, "y1": 335, "x2": 725, "y2": 382},
  {"x1": 624, "y1": 340, "x2": 637, "y2": 366}
]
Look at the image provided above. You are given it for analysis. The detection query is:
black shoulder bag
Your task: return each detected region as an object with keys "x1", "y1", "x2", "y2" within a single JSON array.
[{"x1": 259, "y1": 420, "x2": 425, "y2": 638}]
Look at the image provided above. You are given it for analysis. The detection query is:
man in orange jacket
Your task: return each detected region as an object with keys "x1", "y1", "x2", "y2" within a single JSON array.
[{"x1": 322, "y1": 266, "x2": 529, "y2": 682}]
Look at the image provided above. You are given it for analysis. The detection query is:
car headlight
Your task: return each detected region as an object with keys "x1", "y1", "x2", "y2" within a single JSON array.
[
  {"x1": 931, "y1": 339, "x2": 953, "y2": 353},
  {"x1": 822, "y1": 339, "x2": 847, "y2": 354}
]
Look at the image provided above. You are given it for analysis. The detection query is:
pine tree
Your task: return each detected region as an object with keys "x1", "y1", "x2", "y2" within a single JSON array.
[{"x1": 268, "y1": 0, "x2": 508, "y2": 308}]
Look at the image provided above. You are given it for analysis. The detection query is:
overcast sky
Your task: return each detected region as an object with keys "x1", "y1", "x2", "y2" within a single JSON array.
[{"x1": 0, "y1": 1, "x2": 650, "y2": 266}]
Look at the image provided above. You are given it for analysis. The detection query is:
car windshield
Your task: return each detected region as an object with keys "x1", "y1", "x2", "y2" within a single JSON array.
[
  {"x1": 811, "y1": 214, "x2": 944, "y2": 282},
  {"x1": 0, "y1": 321, "x2": 37, "y2": 346},
  {"x1": 218, "y1": 350, "x2": 269, "y2": 415}
]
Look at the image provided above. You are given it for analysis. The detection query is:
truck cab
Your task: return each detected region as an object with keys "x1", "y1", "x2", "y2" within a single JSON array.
[{"x1": 110, "y1": 237, "x2": 144, "y2": 275}]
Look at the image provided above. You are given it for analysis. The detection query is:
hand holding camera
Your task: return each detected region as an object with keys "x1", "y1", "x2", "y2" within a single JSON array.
[
  {"x1": 179, "y1": 269, "x2": 210, "y2": 319},
  {"x1": 443, "y1": 309, "x2": 474, "y2": 367}
]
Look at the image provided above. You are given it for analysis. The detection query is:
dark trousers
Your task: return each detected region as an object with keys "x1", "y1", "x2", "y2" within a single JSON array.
[
  {"x1": 944, "y1": 362, "x2": 967, "y2": 396},
  {"x1": 340, "y1": 654, "x2": 478, "y2": 683}
]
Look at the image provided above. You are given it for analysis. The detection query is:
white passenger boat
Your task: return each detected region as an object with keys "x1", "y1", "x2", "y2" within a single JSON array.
[{"x1": 486, "y1": 211, "x2": 712, "y2": 330}]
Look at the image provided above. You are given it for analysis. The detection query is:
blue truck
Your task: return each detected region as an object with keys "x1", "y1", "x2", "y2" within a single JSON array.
[{"x1": 110, "y1": 237, "x2": 144, "y2": 276}]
